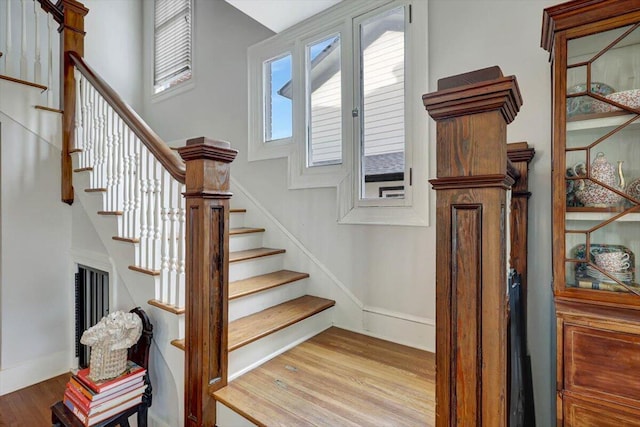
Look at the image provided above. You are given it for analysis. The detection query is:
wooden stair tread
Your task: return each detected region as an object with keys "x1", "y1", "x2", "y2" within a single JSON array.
[
  {"x1": 214, "y1": 327, "x2": 435, "y2": 426},
  {"x1": 230, "y1": 270, "x2": 309, "y2": 300},
  {"x1": 128, "y1": 265, "x2": 160, "y2": 276},
  {"x1": 34, "y1": 105, "x2": 63, "y2": 114},
  {"x1": 171, "y1": 339, "x2": 185, "y2": 350},
  {"x1": 97, "y1": 211, "x2": 122, "y2": 216},
  {"x1": 230, "y1": 247, "x2": 285, "y2": 263},
  {"x1": 112, "y1": 236, "x2": 139, "y2": 244},
  {"x1": 148, "y1": 299, "x2": 184, "y2": 315},
  {"x1": 230, "y1": 227, "x2": 265, "y2": 235},
  {"x1": 74, "y1": 167, "x2": 93, "y2": 172},
  {"x1": 230, "y1": 208, "x2": 246, "y2": 213},
  {"x1": 228, "y1": 295, "x2": 334, "y2": 351}
]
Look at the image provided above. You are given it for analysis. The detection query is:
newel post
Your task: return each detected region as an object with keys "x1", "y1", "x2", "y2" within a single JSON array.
[
  {"x1": 178, "y1": 137, "x2": 238, "y2": 427},
  {"x1": 422, "y1": 66, "x2": 522, "y2": 426},
  {"x1": 59, "y1": 0, "x2": 88, "y2": 204}
]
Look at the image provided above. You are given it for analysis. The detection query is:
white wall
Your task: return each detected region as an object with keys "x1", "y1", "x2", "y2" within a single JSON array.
[
  {"x1": 140, "y1": 0, "x2": 556, "y2": 425},
  {"x1": 84, "y1": 0, "x2": 143, "y2": 110},
  {"x1": 0, "y1": 112, "x2": 73, "y2": 395}
]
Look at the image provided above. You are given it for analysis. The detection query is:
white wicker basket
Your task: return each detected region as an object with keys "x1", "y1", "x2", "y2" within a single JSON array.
[
  {"x1": 80, "y1": 311, "x2": 143, "y2": 382},
  {"x1": 88, "y1": 346, "x2": 128, "y2": 381}
]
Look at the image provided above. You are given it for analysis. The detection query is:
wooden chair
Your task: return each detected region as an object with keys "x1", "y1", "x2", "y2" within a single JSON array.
[{"x1": 51, "y1": 307, "x2": 153, "y2": 427}]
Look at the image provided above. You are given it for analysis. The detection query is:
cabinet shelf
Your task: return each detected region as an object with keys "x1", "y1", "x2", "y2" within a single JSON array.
[
  {"x1": 567, "y1": 112, "x2": 639, "y2": 132},
  {"x1": 566, "y1": 211, "x2": 640, "y2": 221}
]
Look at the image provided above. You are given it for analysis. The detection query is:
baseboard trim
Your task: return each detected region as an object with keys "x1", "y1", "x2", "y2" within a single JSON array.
[
  {"x1": 0, "y1": 350, "x2": 71, "y2": 395},
  {"x1": 360, "y1": 307, "x2": 435, "y2": 352}
]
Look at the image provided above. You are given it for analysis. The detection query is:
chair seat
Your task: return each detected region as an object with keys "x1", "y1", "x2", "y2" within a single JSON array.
[{"x1": 51, "y1": 400, "x2": 145, "y2": 427}]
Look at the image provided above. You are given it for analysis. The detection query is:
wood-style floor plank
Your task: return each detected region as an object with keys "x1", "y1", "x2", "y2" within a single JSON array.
[
  {"x1": 0, "y1": 373, "x2": 69, "y2": 427},
  {"x1": 215, "y1": 327, "x2": 435, "y2": 426}
]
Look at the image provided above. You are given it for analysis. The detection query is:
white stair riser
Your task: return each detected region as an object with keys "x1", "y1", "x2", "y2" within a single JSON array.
[
  {"x1": 229, "y1": 212, "x2": 246, "y2": 229},
  {"x1": 229, "y1": 232, "x2": 264, "y2": 252},
  {"x1": 229, "y1": 279, "x2": 308, "y2": 322},
  {"x1": 229, "y1": 255, "x2": 283, "y2": 282},
  {"x1": 216, "y1": 402, "x2": 257, "y2": 427},
  {"x1": 228, "y1": 309, "x2": 332, "y2": 379}
]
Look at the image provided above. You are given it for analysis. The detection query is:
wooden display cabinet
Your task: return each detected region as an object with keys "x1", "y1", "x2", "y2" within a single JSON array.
[{"x1": 542, "y1": 1, "x2": 640, "y2": 425}]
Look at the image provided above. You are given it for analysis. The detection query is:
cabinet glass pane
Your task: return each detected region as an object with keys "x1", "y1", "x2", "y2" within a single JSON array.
[{"x1": 564, "y1": 23, "x2": 640, "y2": 297}]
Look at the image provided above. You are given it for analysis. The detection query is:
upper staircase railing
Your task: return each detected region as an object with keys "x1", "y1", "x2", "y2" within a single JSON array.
[
  {"x1": 1, "y1": 0, "x2": 60, "y2": 105},
  {"x1": 5, "y1": 1, "x2": 237, "y2": 425}
]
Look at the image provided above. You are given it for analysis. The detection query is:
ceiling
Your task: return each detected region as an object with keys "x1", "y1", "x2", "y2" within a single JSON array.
[{"x1": 225, "y1": 0, "x2": 342, "y2": 33}]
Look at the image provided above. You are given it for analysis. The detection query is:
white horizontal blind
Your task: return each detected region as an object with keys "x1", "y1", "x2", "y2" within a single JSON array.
[{"x1": 154, "y1": 0, "x2": 192, "y2": 94}]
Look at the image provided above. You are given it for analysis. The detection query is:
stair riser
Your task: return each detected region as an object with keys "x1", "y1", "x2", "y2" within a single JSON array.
[
  {"x1": 229, "y1": 279, "x2": 308, "y2": 322},
  {"x1": 229, "y1": 233, "x2": 264, "y2": 253},
  {"x1": 216, "y1": 402, "x2": 257, "y2": 427},
  {"x1": 229, "y1": 212, "x2": 245, "y2": 229},
  {"x1": 228, "y1": 308, "x2": 332, "y2": 379},
  {"x1": 229, "y1": 255, "x2": 284, "y2": 282}
]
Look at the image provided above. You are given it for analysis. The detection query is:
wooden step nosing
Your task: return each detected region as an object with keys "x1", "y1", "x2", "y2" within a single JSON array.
[
  {"x1": 229, "y1": 248, "x2": 286, "y2": 263},
  {"x1": 230, "y1": 208, "x2": 247, "y2": 213},
  {"x1": 230, "y1": 227, "x2": 265, "y2": 236},
  {"x1": 148, "y1": 299, "x2": 185, "y2": 315},
  {"x1": 0, "y1": 74, "x2": 48, "y2": 91},
  {"x1": 97, "y1": 211, "x2": 123, "y2": 216},
  {"x1": 212, "y1": 396, "x2": 266, "y2": 427},
  {"x1": 74, "y1": 167, "x2": 93, "y2": 172},
  {"x1": 229, "y1": 271, "x2": 310, "y2": 300},
  {"x1": 170, "y1": 339, "x2": 185, "y2": 351},
  {"x1": 84, "y1": 188, "x2": 106, "y2": 193},
  {"x1": 228, "y1": 298, "x2": 335, "y2": 351},
  {"x1": 35, "y1": 105, "x2": 63, "y2": 114},
  {"x1": 128, "y1": 265, "x2": 160, "y2": 276},
  {"x1": 112, "y1": 236, "x2": 139, "y2": 244},
  {"x1": 69, "y1": 148, "x2": 83, "y2": 154}
]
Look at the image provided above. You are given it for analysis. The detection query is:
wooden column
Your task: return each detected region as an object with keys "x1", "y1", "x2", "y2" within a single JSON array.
[
  {"x1": 422, "y1": 66, "x2": 522, "y2": 427},
  {"x1": 59, "y1": 0, "x2": 88, "y2": 204},
  {"x1": 178, "y1": 137, "x2": 238, "y2": 427}
]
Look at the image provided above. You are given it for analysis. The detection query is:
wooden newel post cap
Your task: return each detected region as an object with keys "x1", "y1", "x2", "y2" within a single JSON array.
[
  {"x1": 178, "y1": 137, "x2": 238, "y2": 163},
  {"x1": 422, "y1": 66, "x2": 522, "y2": 124}
]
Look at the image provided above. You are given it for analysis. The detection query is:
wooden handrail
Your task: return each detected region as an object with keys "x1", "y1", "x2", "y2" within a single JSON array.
[
  {"x1": 69, "y1": 51, "x2": 186, "y2": 183},
  {"x1": 35, "y1": 0, "x2": 63, "y2": 24}
]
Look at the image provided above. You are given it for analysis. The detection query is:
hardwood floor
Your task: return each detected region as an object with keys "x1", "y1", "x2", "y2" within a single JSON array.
[
  {"x1": 215, "y1": 327, "x2": 436, "y2": 426},
  {"x1": 0, "y1": 373, "x2": 70, "y2": 426}
]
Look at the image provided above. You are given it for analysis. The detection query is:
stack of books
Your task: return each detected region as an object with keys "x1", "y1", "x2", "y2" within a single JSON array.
[{"x1": 63, "y1": 360, "x2": 147, "y2": 426}]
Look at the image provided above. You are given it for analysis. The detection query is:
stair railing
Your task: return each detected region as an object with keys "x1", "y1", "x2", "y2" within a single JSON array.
[
  {"x1": 1, "y1": 0, "x2": 60, "y2": 106},
  {"x1": 27, "y1": 1, "x2": 237, "y2": 425},
  {"x1": 71, "y1": 52, "x2": 188, "y2": 310}
]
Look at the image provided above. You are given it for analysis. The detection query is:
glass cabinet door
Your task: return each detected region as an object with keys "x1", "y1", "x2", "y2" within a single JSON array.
[{"x1": 563, "y1": 23, "x2": 640, "y2": 298}]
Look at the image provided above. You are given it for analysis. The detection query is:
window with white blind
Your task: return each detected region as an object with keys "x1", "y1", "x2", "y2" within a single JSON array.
[{"x1": 154, "y1": 0, "x2": 192, "y2": 94}]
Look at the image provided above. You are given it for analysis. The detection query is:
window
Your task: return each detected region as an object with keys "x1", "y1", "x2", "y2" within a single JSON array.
[
  {"x1": 154, "y1": 0, "x2": 192, "y2": 94},
  {"x1": 248, "y1": 0, "x2": 428, "y2": 226}
]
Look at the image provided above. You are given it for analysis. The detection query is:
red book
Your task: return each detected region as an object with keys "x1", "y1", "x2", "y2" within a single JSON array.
[
  {"x1": 64, "y1": 393, "x2": 143, "y2": 426},
  {"x1": 64, "y1": 389, "x2": 89, "y2": 415},
  {"x1": 69, "y1": 375, "x2": 144, "y2": 402},
  {"x1": 75, "y1": 360, "x2": 146, "y2": 393},
  {"x1": 66, "y1": 382, "x2": 146, "y2": 415}
]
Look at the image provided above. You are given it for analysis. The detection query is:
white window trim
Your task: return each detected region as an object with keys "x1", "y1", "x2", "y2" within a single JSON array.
[
  {"x1": 150, "y1": 0, "x2": 195, "y2": 102},
  {"x1": 247, "y1": 0, "x2": 429, "y2": 226}
]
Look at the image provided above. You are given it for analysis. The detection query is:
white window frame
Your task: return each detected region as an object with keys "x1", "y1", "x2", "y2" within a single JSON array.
[
  {"x1": 152, "y1": 0, "x2": 194, "y2": 100},
  {"x1": 247, "y1": 0, "x2": 428, "y2": 226}
]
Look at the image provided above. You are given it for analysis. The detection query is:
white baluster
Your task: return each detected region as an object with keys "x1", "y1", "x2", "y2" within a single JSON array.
[
  {"x1": 160, "y1": 170, "x2": 171, "y2": 304},
  {"x1": 170, "y1": 179, "x2": 180, "y2": 307},
  {"x1": 33, "y1": 1, "x2": 41, "y2": 83},
  {"x1": 20, "y1": 0, "x2": 27, "y2": 79},
  {"x1": 121, "y1": 125, "x2": 131, "y2": 237},
  {"x1": 105, "y1": 106, "x2": 114, "y2": 211},
  {"x1": 74, "y1": 69, "x2": 82, "y2": 153},
  {"x1": 153, "y1": 163, "x2": 162, "y2": 272},
  {"x1": 115, "y1": 119, "x2": 124, "y2": 220},
  {"x1": 138, "y1": 148, "x2": 149, "y2": 268},
  {"x1": 5, "y1": 0, "x2": 13, "y2": 76},
  {"x1": 47, "y1": 13, "x2": 54, "y2": 106},
  {"x1": 132, "y1": 133, "x2": 141, "y2": 244}
]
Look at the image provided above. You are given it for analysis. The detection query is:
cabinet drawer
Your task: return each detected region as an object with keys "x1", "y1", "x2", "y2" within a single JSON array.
[
  {"x1": 565, "y1": 323, "x2": 640, "y2": 405},
  {"x1": 564, "y1": 394, "x2": 640, "y2": 427}
]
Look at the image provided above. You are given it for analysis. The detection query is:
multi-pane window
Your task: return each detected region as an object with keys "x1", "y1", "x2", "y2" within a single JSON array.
[
  {"x1": 248, "y1": 0, "x2": 427, "y2": 225},
  {"x1": 154, "y1": 0, "x2": 192, "y2": 94}
]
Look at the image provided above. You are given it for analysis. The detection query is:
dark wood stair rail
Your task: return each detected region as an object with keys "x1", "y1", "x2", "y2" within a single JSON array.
[
  {"x1": 423, "y1": 66, "x2": 522, "y2": 426},
  {"x1": 37, "y1": 1, "x2": 237, "y2": 425}
]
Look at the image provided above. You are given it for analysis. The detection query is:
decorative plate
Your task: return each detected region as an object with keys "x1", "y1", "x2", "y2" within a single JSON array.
[
  {"x1": 566, "y1": 82, "x2": 616, "y2": 117},
  {"x1": 572, "y1": 243, "x2": 635, "y2": 284}
]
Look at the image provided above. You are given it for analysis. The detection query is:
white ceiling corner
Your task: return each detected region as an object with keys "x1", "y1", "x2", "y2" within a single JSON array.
[{"x1": 225, "y1": 0, "x2": 343, "y2": 33}]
